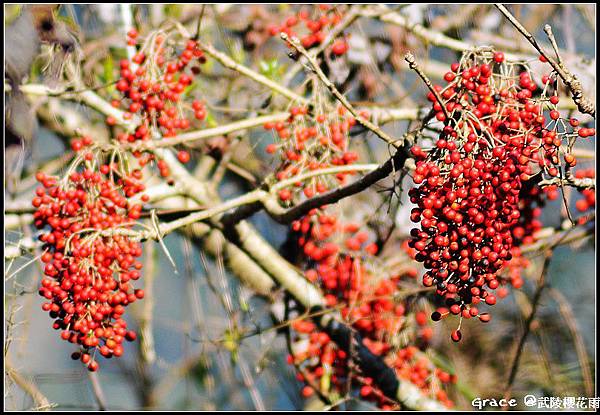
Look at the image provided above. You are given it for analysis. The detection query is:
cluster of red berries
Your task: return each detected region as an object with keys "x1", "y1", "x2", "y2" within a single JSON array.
[
  {"x1": 33, "y1": 149, "x2": 146, "y2": 371},
  {"x1": 406, "y1": 50, "x2": 595, "y2": 340},
  {"x1": 288, "y1": 212, "x2": 455, "y2": 408},
  {"x1": 264, "y1": 105, "x2": 365, "y2": 203},
  {"x1": 496, "y1": 182, "x2": 548, "y2": 291},
  {"x1": 268, "y1": 5, "x2": 350, "y2": 56},
  {"x1": 110, "y1": 30, "x2": 209, "y2": 175},
  {"x1": 260, "y1": 95, "x2": 454, "y2": 407}
]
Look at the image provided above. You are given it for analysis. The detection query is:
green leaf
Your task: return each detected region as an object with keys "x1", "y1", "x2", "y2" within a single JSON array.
[
  {"x1": 223, "y1": 327, "x2": 241, "y2": 363},
  {"x1": 239, "y1": 297, "x2": 249, "y2": 313},
  {"x1": 182, "y1": 81, "x2": 198, "y2": 99},
  {"x1": 258, "y1": 58, "x2": 284, "y2": 81},
  {"x1": 231, "y1": 46, "x2": 246, "y2": 65},
  {"x1": 205, "y1": 111, "x2": 218, "y2": 128},
  {"x1": 103, "y1": 55, "x2": 115, "y2": 94},
  {"x1": 259, "y1": 60, "x2": 270, "y2": 73},
  {"x1": 320, "y1": 366, "x2": 331, "y2": 393}
]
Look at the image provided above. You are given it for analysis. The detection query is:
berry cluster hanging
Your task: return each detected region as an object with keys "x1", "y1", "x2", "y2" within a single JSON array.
[
  {"x1": 34, "y1": 142, "x2": 146, "y2": 371},
  {"x1": 111, "y1": 29, "x2": 210, "y2": 176},
  {"x1": 263, "y1": 96, "x2": 456, "y2": 408},
  {"x1": 407, "y1": 49, "x2": 595, "y2": 341},
  {"x1": 287, "y1": 211, "x2": 456, "y2": 408},
  {"x1": 264, "y1": 104, "x2": 365, "y2": 203}
]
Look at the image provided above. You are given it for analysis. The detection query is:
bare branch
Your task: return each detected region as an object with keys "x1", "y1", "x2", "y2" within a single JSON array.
[
  {"x1": 495, "y1": 4, "x2": 596, "y2": 117},
  {"x1": 200, "y1": 42, "x2": 308, "y2": 105},
  {"x1": 404, "y1": 53, "x2": 450, "y2": 120},
  {"x1": 280, "y1": 33, "x2": 401, "y2": 149},
  {"x1": 6, "y1": 361, "x2": 53, "y2": 410}
]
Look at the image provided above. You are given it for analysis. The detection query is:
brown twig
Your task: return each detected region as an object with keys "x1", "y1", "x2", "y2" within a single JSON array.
[
  {"x1": 138, "y1": 241, "x2": 157, "y2": 365},
  {"x1": 502, "y1": 215, "x2": 587, "y2": 401},
  {"x1": 539, "y1": 175, "x2": 596, "y2": 191},
  {"x1": 495, "y1": 4, "x2": 595, "y2": 117},
  {"x1": 404, "y1": 52, "x2": 451, "y2": 121},
  {"x1": 281, "y1": 4, "x2": 363, "y2": 87},
  {"x1": 548, "y1": 288, "x2": 594, "y2": 397},
  {"x1": 223, "y1": 148, "x2": 410, "y2": 226},
  {"x1": 521, "y1": 222, "x2": 594, "y2": 255},
  {"x1": 280, "y1": 32, "x2": 401, "y2": 149},
  {"x1": 6, "y1": 361, "x2": 53, "y2": 410},
  {"x1": 543, "y1": 24, "x2": 563, "y2": 67},
  {"x1": 88, "y1": 372, "x2": 108, "y2": 411},
  {"x1": 503, "y1": 250, "x2": 553, "y2": 401},
  {"x1": 200, "y1": 42, "x2": 308, "y2": 105},
  {"x1": 361, "y1": 5, "x2": 531, "y2": 61}
]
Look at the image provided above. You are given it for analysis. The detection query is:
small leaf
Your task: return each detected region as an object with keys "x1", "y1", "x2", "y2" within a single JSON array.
[
  {"x1": 182, "y1": 81, "x2": 198, "y2": 98},
  {"x1": 239, "y1": 297, "x2": 249, "y2": 312},
  {"x1": 205, "y1": 111, "x2": 218, "y2": 128},
  {"x1": 103, "y1": 55, "x2": 114, "y2": 93},
  {"x1": 258, "y1": 58, "x2": 284, "y2": 81},
  {"x1": 320, "y1": 366, "x2": 331, "y2": 393}
]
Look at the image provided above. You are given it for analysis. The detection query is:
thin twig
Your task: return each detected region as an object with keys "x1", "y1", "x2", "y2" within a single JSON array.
[
  {"x1": 126, "y1": 112, "x2": 289, "y2": 150},
  {"x1": 543, "y1": 24, "x2": 563, "y2": 67},
  {"x1": 404, "y1": 52, "x2": 450, "y2": 120},
  {"x1": 495, "y1": 4, "x2": 595, "y2": 117},
  {"x1": 539, "y1": 176, "x2": 595, "y2": 191},
  {"x1": 6, "y1": 361, "x2": 52, "y2": 410},
  {"x1": 223, "y1": 149, "x2": 409, "y2": 226},
  {"x1": 548, "y1": 288, "x2": 594, "y2": 397},
  {"x1": 200, "y1": 42, "x2": 308, "y2": 105},
  {"x1": 502, "y1": 218, "x2": 584, "y2": 400},
  {"x1": 503, "y1": 250, "x2": 553, "y2": 401},
  {"x1": 361, "y1": 5, "x2": 530, "y2": 61},
  {"x1": 138, "y1": 241, "x2": 157, "y2": 364},
  {"x1": 281, "y1": 5, "x2": 363, "y2": 87},
  {"x1": 280, "y1": 33, "x2": 401, "y2": 149},
  {"x1": 88, "y1": 372, "x2": 108, "y2": 411}
]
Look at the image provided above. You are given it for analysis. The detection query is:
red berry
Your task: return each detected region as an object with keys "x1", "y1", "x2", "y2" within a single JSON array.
[
  {"x1": 331, "y1": 39, "x2": 348, "y2": 56},
  {"x1": 177, "y1": 150, "x2": 191, "y2": 163}
]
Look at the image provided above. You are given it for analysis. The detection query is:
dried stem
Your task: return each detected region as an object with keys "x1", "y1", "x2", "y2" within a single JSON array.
[
  {"x1": 495, "y1": 4, "x2": 595, "y2": 117},
  {"x1": 281, "y1": 5, "x2": 362, "y2": 87},
  {"x1": 548, "y1": 288, "x2": 594, "y2": 397},
  {"x1": 138, "y1": 241, "x2": 157, "y2": 365},
  {"x1": 404, "y1": 52, "x2": 451, "y2": 120},
  {"x1": 88, "y1": 372, "x2": 108, "y2": 411},
  {"x1": 543, "y1": 24, "x2": 563, "y2": 67},
  {"x1": 539, "y1": 175, "x2": 596, "y2": 191},
  {"x1": 361, "y1": 5, "x2": 530, "y2": 61},
  {"x1": 503, "y1": 251, "x2": 553, "y2": 400},
  {"x1": 280, "y1": 32, "x2": 401, "y2": 149},
  {"x1": 6, "y1": 361, "x2": 52, "y2": 410},
  {"x1": 200, "y1": 42, "x2": 308, "y2": 105}
]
